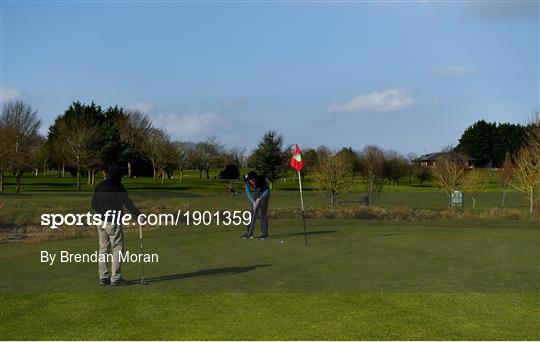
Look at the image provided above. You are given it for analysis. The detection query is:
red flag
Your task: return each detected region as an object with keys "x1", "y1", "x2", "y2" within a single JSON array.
[{"x1": 290, "y1": 144, "x2": 305, "y2": 172}]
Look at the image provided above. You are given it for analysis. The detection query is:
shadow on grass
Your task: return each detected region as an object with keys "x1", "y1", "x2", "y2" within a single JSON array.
[
  {"x1": 132, "y1": 264, "x2": 272, "y2": 284},
  {"x1": 128, "y1": 185, "x2": 195, "y2": 192},
  {"x1": 129, "y1": 190, "x2": 204, "y2": 198},
  {"x1": 271, "y1": 230, "x2": 337, "y2": 239},
  {"x1": 380, "y1": 233, "x2": 404, "y2": 236}
]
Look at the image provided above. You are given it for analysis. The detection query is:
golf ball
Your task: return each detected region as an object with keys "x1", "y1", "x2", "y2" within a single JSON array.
[{"x1": 280, "y1": 240, "x2": 284, "y2": 244}]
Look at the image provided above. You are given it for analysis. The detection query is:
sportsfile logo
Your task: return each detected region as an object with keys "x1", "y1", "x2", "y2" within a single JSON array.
[{"x1": 40, "y1": 210, "x2": 252, "y2": 229}]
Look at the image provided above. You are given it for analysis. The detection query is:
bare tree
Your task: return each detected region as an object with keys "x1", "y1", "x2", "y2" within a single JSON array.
[
  {"x1": 382, "y1": 150, "x2": 409, "y2": 186},
  {"x1": 115, "y1": 109, "x2": 152, "y2": 177},
  {"x1": 0, "y1": 124, "x2": 8, "y2": 191},
  {"x1": 195, "y1": 136, "x2": 224, "y2": 179},
  {"x1": 511, "y1": 110, "x2": 540, "y2": 213},
  {"x1": 512, "y1": 145, "x2": 539, "y2": 213},
  {"x1": 314, "y1": 152, "x2": 353, "y2": 206},
  {"x1": 414, "y1": 166, "x2": 432, "y2": 186},
  {"x1": 431, "y1": 151, "x2": 467, "y2": 207},
  {"x1": 0, "y1": 101, "x2": 41, "y2": 193},
  {"x1": 407, "y1": 153, "x2": 417, "y2": 185},
  {"x1": 529, "y1": 107, "x2": 539, "y2": 138},
  {"x1": 528, "y1": 107, "x2": 540, "y2": 170},
  {"x1": 301, "y1": 148, "x2": 320, "y2": 177},
  {"x1": 336, "y1": 147, "x2": 359, "y2": 181},
  {"x1": 316, "y1": 145, "x2": 331, "y2": 160},
  {"x1": 142, "y1": 128, "x2": 170, "y2": 184},
  {"x1": 462, "y1": 169, "x2": 487, "y2": 208},
  {"x1": 30, "y1": 136, "x2": 47, "y2": 177},
  {"x1": 228, "y1": 146, "x2": 247, "y2": 167},
  {"x1": 358, "y1": 145, "x2": 385, "y2": 205},
  {"x1": 208, "y1": 136, "x2": 225, "y2": 169},
  {"x1": 172, "y1": 141, "x2": 193, "y2": 182},
  {"x1": 162, "y1": 140, "x2": 178, "y2": 180},
  {"x1": 499, "y1": 153, "x2": 513, "y2": 207}
]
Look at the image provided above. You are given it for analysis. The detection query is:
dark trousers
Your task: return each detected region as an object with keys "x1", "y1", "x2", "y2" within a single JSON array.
[{"x1": 247, "y1": 194, "x2": 270, "y2": 236}]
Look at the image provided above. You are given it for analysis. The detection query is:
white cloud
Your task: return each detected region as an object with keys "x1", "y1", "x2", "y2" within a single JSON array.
[
  {"x1": 152, "y1": 112, "x2": 222, "y2": 138},
  {"x1": 126, "y1": 102, "x2": 154, "y2": 113},
  {"x1": 328, "y1": 88, "x2": 415, "y2": 113},
  {"x1": 0, "y1": 87, "x2": 22, "y2": 103},
  {"x1": 432, "y1": 65, "x2": 473, "y2": 77}
]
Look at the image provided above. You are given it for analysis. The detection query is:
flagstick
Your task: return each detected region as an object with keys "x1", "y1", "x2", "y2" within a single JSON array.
[{"x1": 298, "y1": 170, "x2": 308, "y2": 246}]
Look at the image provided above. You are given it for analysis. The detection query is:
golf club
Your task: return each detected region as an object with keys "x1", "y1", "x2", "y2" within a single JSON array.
[{"x1": 139, "y1": 223, "x2": 149, "y2": 285}]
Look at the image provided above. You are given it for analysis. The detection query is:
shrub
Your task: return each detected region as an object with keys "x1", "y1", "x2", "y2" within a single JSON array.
[
  {"x1": 218, "y1": 164, "x2": 240, "y2": 180},
  {"x1": 266, "y1": 206, "x2": 527, "y2": 222}
]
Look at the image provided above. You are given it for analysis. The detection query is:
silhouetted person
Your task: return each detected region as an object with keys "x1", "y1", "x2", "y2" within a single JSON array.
[{"x1": 91, "y1": 165, "x2": 140, "y2": 286}]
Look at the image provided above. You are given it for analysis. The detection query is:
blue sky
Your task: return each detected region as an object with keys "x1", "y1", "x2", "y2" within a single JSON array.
[{"x1": 1, "y1": 1, "x2": 538, "y2": 155}]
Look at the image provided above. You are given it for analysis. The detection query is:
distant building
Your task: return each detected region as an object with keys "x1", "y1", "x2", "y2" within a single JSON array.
[{"x1": 412, "y1": 152, "x2": 475, "y2": 168}]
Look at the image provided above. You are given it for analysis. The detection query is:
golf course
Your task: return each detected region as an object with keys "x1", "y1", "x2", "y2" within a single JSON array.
[
  {"x1": 2, "y1": 1, "x2": 539, "y2": 340},
  {"x1": 1, "y1": 171, "x2": 539, "y2": 340}
]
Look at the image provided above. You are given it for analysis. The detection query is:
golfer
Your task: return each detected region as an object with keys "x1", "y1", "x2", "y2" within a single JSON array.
[
  {"x1": 242, "y1": 171, "x2": 270, "y2": 240},
  {"x1": 91, "y1": 165, "x2": 141, "y2": 286}
]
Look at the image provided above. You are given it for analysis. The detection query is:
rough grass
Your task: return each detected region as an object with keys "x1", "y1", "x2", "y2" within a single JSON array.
[{"x1": 271, "y1": 206, "x2": 527, "y2": 221}]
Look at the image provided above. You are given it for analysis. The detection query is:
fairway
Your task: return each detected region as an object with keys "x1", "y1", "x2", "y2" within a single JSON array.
[{"x1": 2, "y1": 218, "x2": 539, "y2": 340}]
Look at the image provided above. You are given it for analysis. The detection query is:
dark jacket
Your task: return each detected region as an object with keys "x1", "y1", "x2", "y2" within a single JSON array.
[
  {"x1": 91, "y1": 166, "x2": 141, "y2": 221},
  {"x1": 245, "y1": 175, "x2": 270, "y2": 204}
]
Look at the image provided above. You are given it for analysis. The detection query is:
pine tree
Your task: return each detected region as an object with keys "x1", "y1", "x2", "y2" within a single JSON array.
[
  {"x1": 457, "y1": 120, "x2": 527, "y2": 167},
  {"x1": 250, "y1": 130, "x2": 287, "y2": 189}
]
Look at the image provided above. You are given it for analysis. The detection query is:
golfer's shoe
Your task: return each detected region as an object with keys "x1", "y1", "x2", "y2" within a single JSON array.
[
  {"x1": 258, "y1": 235, "x2": 269, "y2": 240},
  {"x1": 241, "y1": 233, "x2": 254, "y2": 240},
  {"x1": 99, "y1": 278, "x2": 111, "y2": 285},
  {"x1": 110, "y1": 277, "x2": 128, "y2": 286}
]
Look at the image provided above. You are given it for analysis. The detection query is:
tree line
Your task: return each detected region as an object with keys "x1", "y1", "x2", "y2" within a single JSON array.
[
  {"x1": 0, "y1": 101, "x2": 251, "y2": 192},
  {"x1": 0, "y1": 100, "x2": 423, "y2": 195},
  {"x1": 0, "y1": 100, "x2": 538, "y2": 212}
]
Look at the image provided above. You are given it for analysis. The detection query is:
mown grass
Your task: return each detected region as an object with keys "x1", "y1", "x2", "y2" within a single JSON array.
[
  {"x1": 1, "y1": 293, "x2": 538, "y2": 340},
  {"x1": 0, "y1": 167, "x2": 516, "y2": 193},
  {"x1": 1, "y1": 219, "x2": 539, "y2": 339}
]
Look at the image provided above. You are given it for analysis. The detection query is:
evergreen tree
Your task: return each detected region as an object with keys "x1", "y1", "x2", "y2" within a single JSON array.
[
  {"x1": 102, "y1": 105, "x2": 129, "y2": 167},
  {"x1": 250, "y1": 130, "x2": 287, "y2": 188},
  {"x1": 492, "y1": 123, "x2": 527, "y2": 166},
  {"x1": 456, "y1": 120, "x2": 496, "y2": 167},
  {"x1": 47, "y1": 101, "x2": 128, "y2": 190},
  {"x1": 456, "y1": 120, "x2": 527, "y2": 167}
]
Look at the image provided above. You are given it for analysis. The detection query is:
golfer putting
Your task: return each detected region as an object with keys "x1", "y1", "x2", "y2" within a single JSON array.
[{"x1": 242, "y1": 171, "x2": 270, "y2": 240}]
